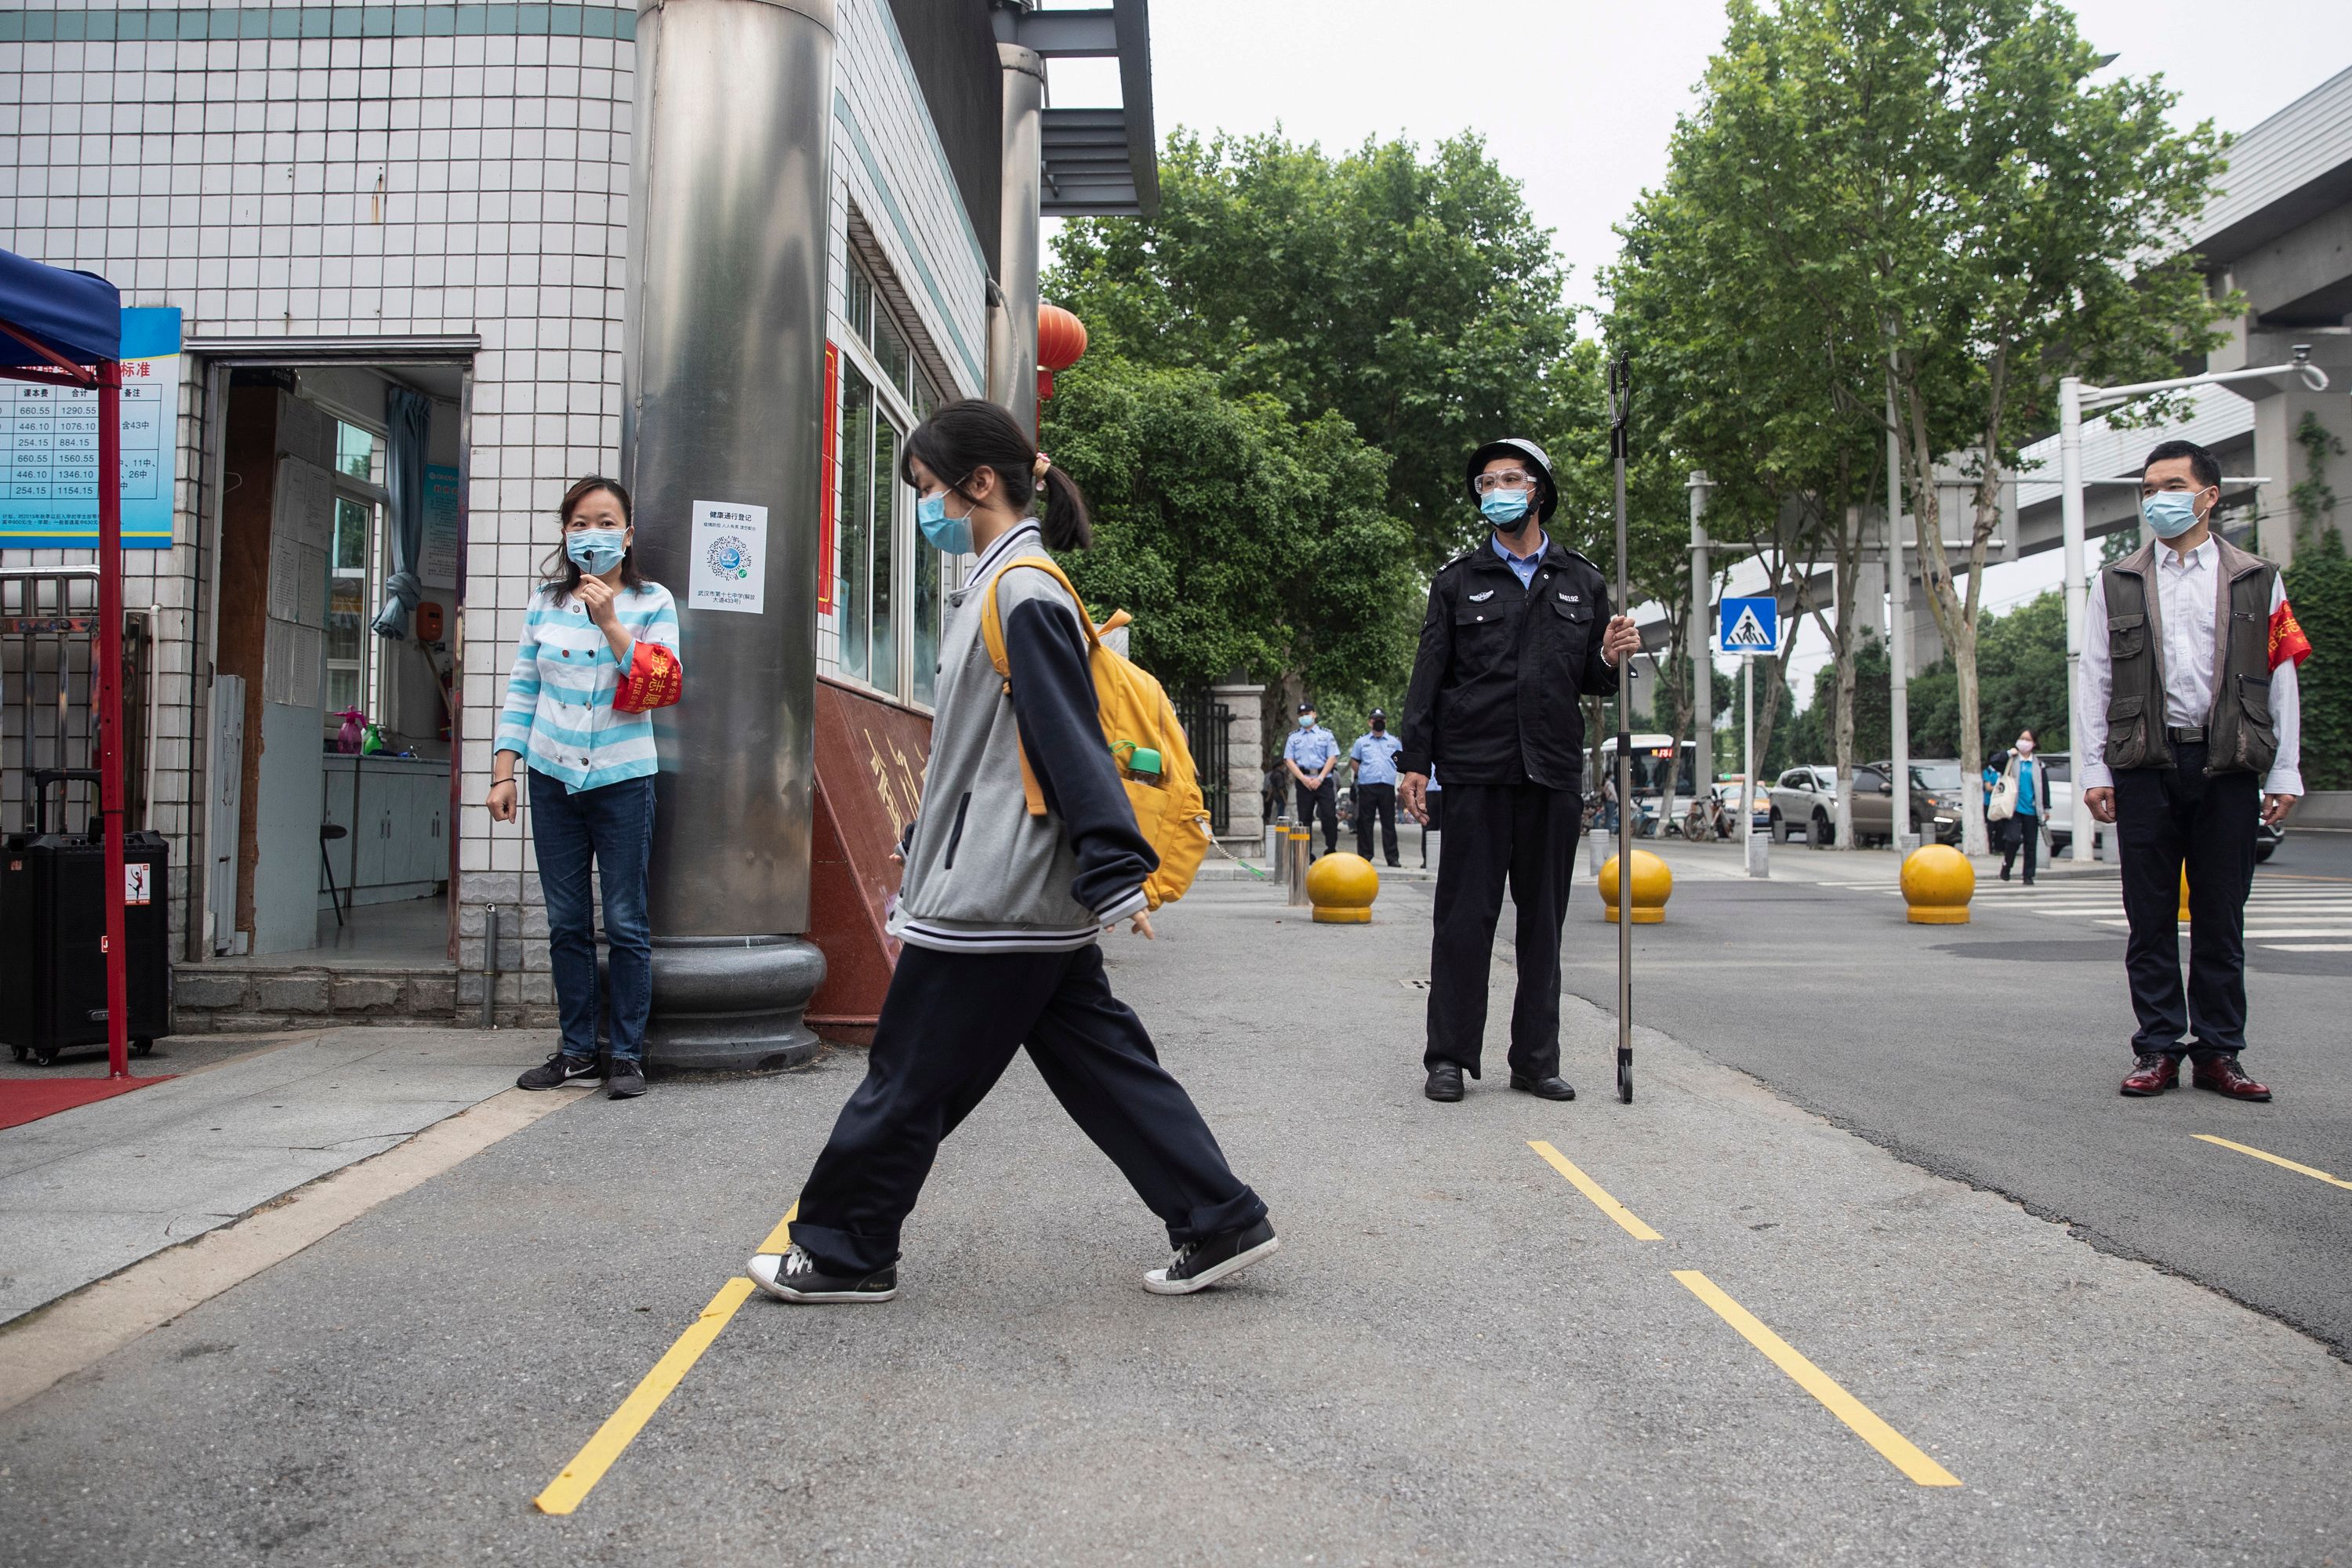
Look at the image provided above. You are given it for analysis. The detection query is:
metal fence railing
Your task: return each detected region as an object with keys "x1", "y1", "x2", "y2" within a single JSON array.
[
  {"x1": 1171, "y1": 688, "x2": 1232, "y2": 834},
  {"x1": 1, "y1": 568, "x2": 151, "y2": 833}
]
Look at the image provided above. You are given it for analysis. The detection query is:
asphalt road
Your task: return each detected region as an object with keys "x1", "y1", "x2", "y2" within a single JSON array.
[
  {"x1": 2269, "y1": 822, "x2": 2352, "y2": 879},
  {"x1": 1550, "y1": 844, "x2": 2352, "y2": 1355},
  {"x1": 6, "y1": 883, "x2": 2352, "y2": 1565}
]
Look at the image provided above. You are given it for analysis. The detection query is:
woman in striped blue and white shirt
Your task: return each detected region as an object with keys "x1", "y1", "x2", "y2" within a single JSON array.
[{"x1": 488, "y1": 476, "x2": 683, "y2": 1099}]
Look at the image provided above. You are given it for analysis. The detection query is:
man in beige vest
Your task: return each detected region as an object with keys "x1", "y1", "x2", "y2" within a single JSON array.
[{"x1": 2082, "y1": 440, "x2": 2307, "y2": 1102}]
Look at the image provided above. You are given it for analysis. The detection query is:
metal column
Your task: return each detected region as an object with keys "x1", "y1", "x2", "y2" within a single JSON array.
[
  {"x1": 2057, "y1": 375, "x2": 2092, "y2": 862},
  {"x1": 989, "y1": 39, "x2": 1045, "y2": 441},
  {"x1": 1687, "y1": 472, "x2": 1710, "y2": 781},
  {"x1": 622, "y1": 0, "x2": 833, "y2": 1072},
  {"x1": 1886, "y1": 386, "x2": 1911, "y2": 855}
]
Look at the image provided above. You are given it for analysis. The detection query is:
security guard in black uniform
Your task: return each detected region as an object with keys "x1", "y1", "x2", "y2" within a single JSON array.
[{"x1": 1398, "y1": 438, "x2": 1640, "y2": 1103}]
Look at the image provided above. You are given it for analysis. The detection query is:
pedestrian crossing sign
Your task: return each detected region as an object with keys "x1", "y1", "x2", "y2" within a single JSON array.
[{"x1": 1719, "y1": 597, "x2": 1779, "y2": 655}]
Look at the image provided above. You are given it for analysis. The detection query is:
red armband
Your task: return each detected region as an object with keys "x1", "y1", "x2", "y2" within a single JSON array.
[
  {"x1": 614, "y1": 641, "x2": 682, "y2": 712},
  {"x1": 2269, "y1": 598, "x2": 2312, "y2": 671}
]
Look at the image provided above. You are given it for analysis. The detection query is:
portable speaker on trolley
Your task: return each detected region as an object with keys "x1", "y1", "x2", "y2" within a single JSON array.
[{"x1": 0, "y1": 768, "x2": 172, "y2": 1067}]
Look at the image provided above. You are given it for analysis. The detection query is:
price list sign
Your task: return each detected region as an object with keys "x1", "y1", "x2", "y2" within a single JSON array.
[{"x1": 0, "y1": 306, "x2": 180, "y2": 550}]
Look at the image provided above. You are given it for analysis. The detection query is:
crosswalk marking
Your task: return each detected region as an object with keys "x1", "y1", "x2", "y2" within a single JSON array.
[{"x1": 1802, "y1": 873, "x2": 2352, "y2": 953}]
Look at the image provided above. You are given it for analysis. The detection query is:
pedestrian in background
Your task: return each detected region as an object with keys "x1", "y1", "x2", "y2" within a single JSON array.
[
  {"x1": 1989, "y1": 729, "x2": 2045, "y2": 884},
  {"x1": 491, "y1": 476, "x2": 684, "y2": 1102},
  {"x1": 1398, "y1": 437, "x2": 1640, "y2": 1105},
  {"x1": 1284, "y1": 701, "x2": 1341, "y2": 858},
  {"x1": 752, "y1": 399, "x2": 1275, "y2": 1304},
  {"x1": 2084, "y1": 439, "x2": 2307, "y2": 1104},
  {"x1": 1349, "y1": 709, "x2": 1404, "y2": 866}
]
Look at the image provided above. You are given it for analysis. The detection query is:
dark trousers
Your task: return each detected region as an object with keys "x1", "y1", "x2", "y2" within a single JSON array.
[
  {"x1": 1355, "y1": 781, "x2": 1399, "y2": 864},
  {"x1": 1294, "y1": 776, "x2": 1338, "y2": 854},
  {"x1": 793, "y1": 942, "x2": 1268, "y2": 1276},
  {"x1": 2113, "y1": 744, "x2": 2259, "y2": 1056},
  {"x1": 2000, "y1": 811, "x2": 2039, "y2": 882},
  {"x1": 527, "y1": 770, "x2": 655, "y2": 1064},
  {"x1": 1424, "y1": 782, "x2": 1580, "y2": 1080}
]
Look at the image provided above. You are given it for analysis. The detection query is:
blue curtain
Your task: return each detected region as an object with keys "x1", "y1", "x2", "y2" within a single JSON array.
[{"x1": 372, "y1": 387, "x2": 431, "y2": 638}]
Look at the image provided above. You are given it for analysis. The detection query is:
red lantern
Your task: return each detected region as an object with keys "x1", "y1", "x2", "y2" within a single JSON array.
[{"x1": 1036, "y1": 302, "x2": 1088, "y2": 401}]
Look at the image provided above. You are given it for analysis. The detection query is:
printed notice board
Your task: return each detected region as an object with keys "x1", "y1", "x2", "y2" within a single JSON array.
[
  {"x1": 418, "y1": 463, "x2": 462, "y2": 590},
  {"x1": 0, "y1": 307, "x2": 181, "y2": 550},
  {"x1": 688, "y1": 499, "x2": 768, "y2": 614}
]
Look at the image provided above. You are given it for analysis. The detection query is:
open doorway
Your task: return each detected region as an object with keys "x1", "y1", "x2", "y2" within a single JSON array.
[{"x1": 201, "y1": 358, "x2": 469, "y2": 973}]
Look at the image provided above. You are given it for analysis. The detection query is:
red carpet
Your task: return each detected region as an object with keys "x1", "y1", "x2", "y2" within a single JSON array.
[{"x1": 0, "y1": 1074, "x2": 175, "y2": 1131}]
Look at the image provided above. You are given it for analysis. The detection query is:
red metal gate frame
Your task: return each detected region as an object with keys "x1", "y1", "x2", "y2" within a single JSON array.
[{"x1": 0, "y1": 317, "x2": 130, "y2": 1079}]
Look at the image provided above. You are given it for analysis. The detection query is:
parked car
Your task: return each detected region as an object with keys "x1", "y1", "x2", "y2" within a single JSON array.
[
  {"x1": 1713, "y1": 780, "x2": 1773, "y2": 835},
  {"x1": 1768, "y1": 765, "x2": 1840, "y2": 844},
  {"x1": 1860, "y1": 760, "x2": 1967, "y2": 848},
  {"x1": 1768, "y1": 762, "x2": 1964, "y2": 846}
]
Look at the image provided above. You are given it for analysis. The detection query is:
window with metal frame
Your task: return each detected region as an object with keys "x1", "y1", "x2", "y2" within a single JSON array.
[
  {"x1": 325, "y1": 420, "x2": 387, "y2": 730},
  {"x1": 835, "y1": 252, "x2": 953, "y2": 708}
]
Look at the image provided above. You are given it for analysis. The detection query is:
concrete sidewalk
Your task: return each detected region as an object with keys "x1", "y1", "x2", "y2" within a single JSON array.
[
  {"x1": 3, "y1": 883, "x2": 2348, "y2": 1564},
  {"x1": 0, "y1": 1026, "x2": 557, "y2": 1323}
]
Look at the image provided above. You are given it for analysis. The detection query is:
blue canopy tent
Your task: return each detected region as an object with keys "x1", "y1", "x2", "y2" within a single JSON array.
[{"x1": 0, "y1": 247, "x2": 134, "y2": 1080}]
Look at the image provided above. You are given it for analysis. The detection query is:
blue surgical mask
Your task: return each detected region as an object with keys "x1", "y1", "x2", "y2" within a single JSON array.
[
  {"x1": 1481, "y1": 490, "x2": 1531, "y2": 526},
  {"x1": 916, "y1": 492, "x2": 973, "y2": 556},
  {"x1": 2141, "y1": 490, "x2": 2205, "y2": 540},
  {"x1": 1298, "y1": 714, "x2": 1316, "y2": 729},
  {"x1": 565, "y1": 528, "x2": 626, "y2": 575}
]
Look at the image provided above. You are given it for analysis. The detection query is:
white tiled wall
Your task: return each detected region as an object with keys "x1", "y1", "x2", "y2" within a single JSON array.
[{"x1": 0, "y1": 0, "x2": 990, "y2": 995}]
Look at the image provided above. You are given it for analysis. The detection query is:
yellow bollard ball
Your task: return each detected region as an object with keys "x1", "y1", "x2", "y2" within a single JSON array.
[
  {"x1": 1306, "y1": 851, "x2": 1379, "y2": 924},
  {"x1": 1900, "y1": 844, "x2": 1975, "y2": 924},
  {"x1": 2179, "y1": 866, "x2": 2190, "y2": 923},
  {"x1": 1599, "y1": 850, "x2": 1672, "y2": 924}
]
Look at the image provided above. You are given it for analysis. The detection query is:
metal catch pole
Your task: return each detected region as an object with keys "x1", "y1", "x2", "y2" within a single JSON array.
[{"x1": 1609, "y1": 351, "x2": 1635, "y2": 1105}]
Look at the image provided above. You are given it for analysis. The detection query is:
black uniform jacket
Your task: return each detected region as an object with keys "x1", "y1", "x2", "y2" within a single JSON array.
[{"x1": 1396, "y1": 536, "x2": 1616, "y2": 790}]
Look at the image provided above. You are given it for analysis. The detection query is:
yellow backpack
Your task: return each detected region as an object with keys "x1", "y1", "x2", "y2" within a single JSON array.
[{"x1": 979, "y1": 557, "x2": 1212, "y2": 912}]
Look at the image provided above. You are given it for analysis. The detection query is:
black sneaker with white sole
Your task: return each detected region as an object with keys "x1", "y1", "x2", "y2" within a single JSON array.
[
  {"x1": 746, "y1": 1243, "x2": 897, "y2": 1304},
  {"x1": 1144, "y1": 1218, "x2": 1279, "y2": 1295},
  {"x1": 607, "y1": 1061, "x2": 646, "y2": 1098},
  {"x1": 517, "y1": 1052, "x2": 600, "y2": 1091}
]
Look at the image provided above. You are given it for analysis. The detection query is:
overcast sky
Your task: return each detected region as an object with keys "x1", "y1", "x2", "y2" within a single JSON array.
[{"x1": 1046, "y1": 3, "x2": 2352, "y2": 720}]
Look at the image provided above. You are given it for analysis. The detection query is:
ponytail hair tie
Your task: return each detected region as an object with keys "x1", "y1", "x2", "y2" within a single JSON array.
[{"x1": 1033, "y1": 452, "x2": 1051, "y2": 482}]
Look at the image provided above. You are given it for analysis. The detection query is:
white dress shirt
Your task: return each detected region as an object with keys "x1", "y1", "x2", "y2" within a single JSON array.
[{"x1": 2079, "y1": 535, "x2": 2302, "y2": 794}]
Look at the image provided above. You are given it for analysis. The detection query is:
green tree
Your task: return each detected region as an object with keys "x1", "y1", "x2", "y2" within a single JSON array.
[
  {"x1": 1037, "y1": 355, "x2": 1420, "y2": 764},
  {"x1": 1633, "y1": 0, "x2": 2230, "y2": 855},
  {"x1": 1048, "y1": 130, "x2": 1581, "y2": 572},
  {"x1": 2284, "y1": 534, "x2": 2352, "y2": 791}
]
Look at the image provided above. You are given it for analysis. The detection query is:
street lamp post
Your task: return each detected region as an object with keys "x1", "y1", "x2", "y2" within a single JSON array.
[
  {"x1": 1689, "y1": 471, "x2": 1711, "y2": 793},
  {"x1": 1886, "y1": 389, "x2": 1911, "y2": 858},
  {"x1": 2057, "y1": 347, "x2": 2334, "y2": 862}
]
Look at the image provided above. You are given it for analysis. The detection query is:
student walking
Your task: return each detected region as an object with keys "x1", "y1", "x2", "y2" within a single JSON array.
[
  {"x1": 750, "y1": 400, "x2": 1274, "y2": 1303},
  {"x1": 491, "y1": 476, "x2": 683, "y2": 1100}
]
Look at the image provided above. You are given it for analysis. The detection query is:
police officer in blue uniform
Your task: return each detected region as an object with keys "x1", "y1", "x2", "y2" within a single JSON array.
[
  {"x1": 1399, "y1": 439, "x2": 1640, "y2": 1103},
  {"x1": 1283, "y1": 701, "x2": 1341, "y2": 856},
  {"x1": 1349, "y1": 710, "x2": 1404, "y2": 866}
]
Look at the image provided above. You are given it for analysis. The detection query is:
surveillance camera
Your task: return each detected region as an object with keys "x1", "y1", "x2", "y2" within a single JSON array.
[{"x1": 2300, "y1": 364, "x2": 2332, "y2": 393}]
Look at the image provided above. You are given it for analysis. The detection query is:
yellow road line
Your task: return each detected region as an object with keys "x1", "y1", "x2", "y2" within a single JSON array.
[
  {"x1": 2193, "y1": 1134, "x2": 2352, "y2": 1192},
  {"x1": 757, "y1": 1202, "x2": 800, "y2": 1255},
  {"x1": 1527, "y1": 1141, "x2": 1663, "y2": 1241},
  {"x1": 1672, "y1": 1270, "x2": 1960, "y2": 1487},
  {"x1": 533, "y1": 1203, "x2": 797, "y2": 1516}
]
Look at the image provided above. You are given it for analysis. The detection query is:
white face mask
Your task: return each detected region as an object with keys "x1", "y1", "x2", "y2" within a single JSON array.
[{"x1": 2016, "y1": 740, "x2": 2035, "y2": 757}]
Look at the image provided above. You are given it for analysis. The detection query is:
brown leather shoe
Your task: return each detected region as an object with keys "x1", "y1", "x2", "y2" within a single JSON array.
[
  {"x1": 2120, "y1": 1054, "x2": 2180, "y2": 1096},
  {"x1": 2191, "y1": 1053, "x2": 2273, "y2": 1102}
]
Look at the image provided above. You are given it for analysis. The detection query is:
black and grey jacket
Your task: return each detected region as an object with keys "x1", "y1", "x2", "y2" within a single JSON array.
[{"x1": 890, "y1": 523, "x2": 1156, "y2": 953}]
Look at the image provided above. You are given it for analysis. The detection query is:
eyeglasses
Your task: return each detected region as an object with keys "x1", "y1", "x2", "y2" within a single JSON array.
[{"x1": 1473, "y1": 470, "x2": 1539, "y2": 493}]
